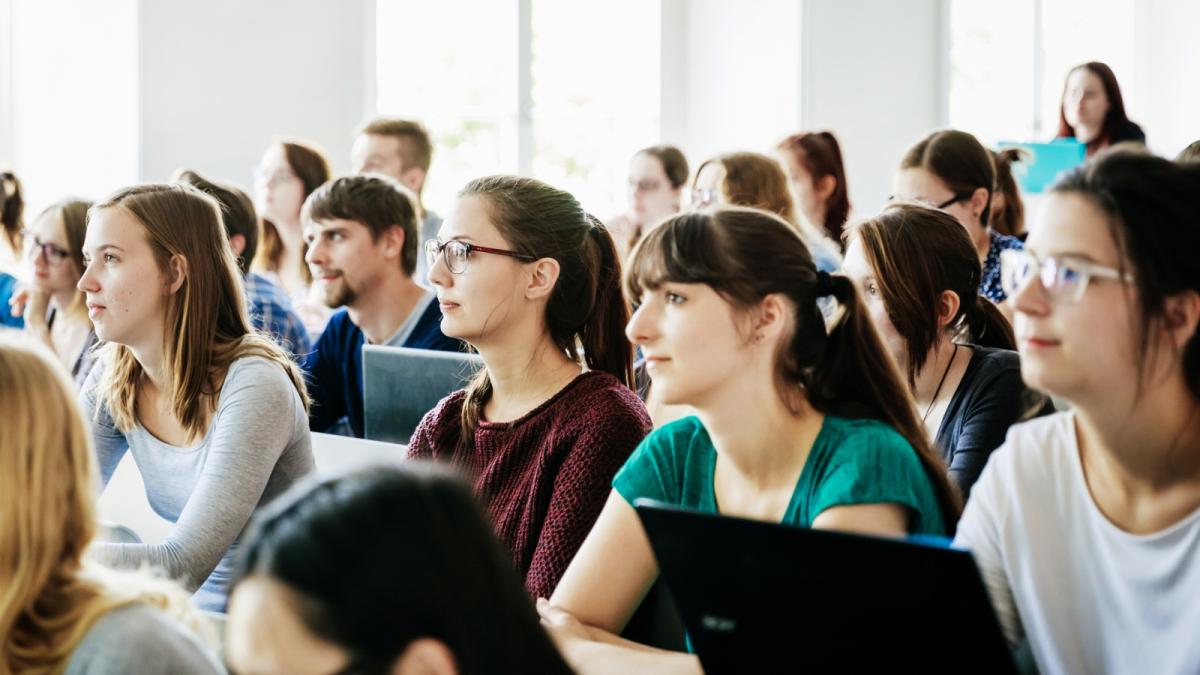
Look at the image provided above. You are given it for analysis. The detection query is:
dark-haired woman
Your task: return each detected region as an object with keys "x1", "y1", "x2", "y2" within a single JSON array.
[
  {"x1": 955, "y1": 150, "x2": 1200, "y2": 674},
  {"x1": 541, "y1": 206, "x2": 959, "y2": 672},
  {"x1": 607, "y1": 145, "x2": 689, "y2": 262},
  {"x1": 1, "y1": 170, "x2": 24, "y2": 271},
  {"x1": 843, "y1": 203, "x2": 1051, "y2": 499},
  {"x1": 777, "y1": 131, "x2": 852, "y2": 246},
  {"x1": 407, "y1": 175, "x2": 652, "y2": 601},
  {"x1": 1056, "y1": 62, "x2": 1145, "y2": 158},
  {"x1": 990, "y1": 148, "x2": 1028, "y2": 240},
  {"x1": 227, "y1": 464, "x2": 573, "y2": 675}
]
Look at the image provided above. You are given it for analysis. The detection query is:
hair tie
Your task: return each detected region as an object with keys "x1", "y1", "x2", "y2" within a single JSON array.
[{"x1": 815, "y1": 270, "x2": 836, "y2": 298}]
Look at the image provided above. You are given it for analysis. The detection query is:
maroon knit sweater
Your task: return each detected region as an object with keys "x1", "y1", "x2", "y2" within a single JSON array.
[{"x1": 407, "y1": 371, "x2": 651, "y2": 599}]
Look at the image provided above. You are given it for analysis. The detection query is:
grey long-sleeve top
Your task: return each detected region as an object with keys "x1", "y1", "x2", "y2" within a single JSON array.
[
  {"x1": 65, "y1": 603, "x2": 225, "y2": 675},
  {"x1": 83, "y1": 357, "x2": 315, "y2": 612}
]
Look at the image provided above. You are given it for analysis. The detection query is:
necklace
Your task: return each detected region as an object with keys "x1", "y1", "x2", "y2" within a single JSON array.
[{"x1": 922, "y1": 343, "x2": 959, "y2": 423}]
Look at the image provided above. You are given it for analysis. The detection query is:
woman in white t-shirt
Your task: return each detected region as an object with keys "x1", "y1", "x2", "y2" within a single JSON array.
[{"x1": 954, "y1": 149, "x2": 1200, "y2": 675}]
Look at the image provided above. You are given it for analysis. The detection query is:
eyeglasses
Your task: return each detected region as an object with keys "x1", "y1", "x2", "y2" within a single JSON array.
[
  {"x1": 887, "y1": 192, "x2": 973, "y2": 210},
  {"x1": 934, "y1": 192, "x2": 974, "y2": 209},
  {"x1": 630, "y1": 178, "x2": 664, "y2": 193},
  {"x1": 691, "y1": 188, "x2": 720, "y2": 207},
  {"x1": 21, "y1": 229, "x2": 71, "y2": 265},
  {"x1": 424, "y1": 238, "x2": 536, "y2": 275},
  {"x1": 999, "y1": 248, "x2": 1133, "y2": 304}
]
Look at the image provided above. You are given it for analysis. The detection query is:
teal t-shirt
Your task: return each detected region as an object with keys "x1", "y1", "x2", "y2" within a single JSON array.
[{"x1": 613, "y1": 415, "x2": 947, "y2": 535}]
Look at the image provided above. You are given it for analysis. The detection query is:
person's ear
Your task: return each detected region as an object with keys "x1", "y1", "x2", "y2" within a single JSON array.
[
  {"x1": 392, "y1": 637, "x2": 458, "y2": 675},
  {"x1": 1162, "y1": 289, "x2": 1200, "y2": 351},
  {"x1": 936, "y1": 290, "x2": 962, "y2": 330},
  {"x1": 229, "y1": 234, "x2": 247, "y2": 257},
  {"x1": 401, "y1": 167, "x2": 427, "y2": 195},
  {"x1": 969, "y1": 187, "x2": 990, "y2": 221},
  {"x1": 814, "y1": 174, "x2": 837, "y2": 201},
  {"x1": 749, "y1": 293, "x2": 791, "y2": 346},
  {"x1": 382, "y1": 225, "x2": 406, "y2": 262},
  {"x1": 524, "y1": 257, "x2": 561, "y2": 301},
  {"x1": 166, "y1": 255, "x2": 187, "y2": 294}
]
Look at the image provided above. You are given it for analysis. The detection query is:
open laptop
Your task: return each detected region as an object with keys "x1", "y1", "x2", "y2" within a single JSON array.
[
  {"x1": 997, "y1": 139, "x2": 1086, "y2": 194},
  {"x1": 635, "y1": 499, "x2": 1016, "y2": 674},
  {"x1": 362, "y1": 345, "x2": 483, "y2": 444}
]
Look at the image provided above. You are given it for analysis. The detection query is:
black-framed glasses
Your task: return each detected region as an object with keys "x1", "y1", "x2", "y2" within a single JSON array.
[
  {"x1": 425, "y1": 238, "x2": 536, "y2": 275},
  {"x1": 999, "y1": 248, "x2": 1133, "y2": 304},
  {"x1": 21, "y1": 229, "x2": 71, "y2": 265},
  {"x1": 935, "y1": 191, "x2": 974, "y2": 209}
]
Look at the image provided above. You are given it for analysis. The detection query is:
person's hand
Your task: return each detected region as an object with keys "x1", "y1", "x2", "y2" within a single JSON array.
[
  {"x1": 537, "y1": 597, "x2": 593, "y2": 648},
  {"x1": 23, "y1": 287, "x2": 50, "y2": 329},
  {"x1": 7, "y1": 285, "x2": 28, "y2": 318}
]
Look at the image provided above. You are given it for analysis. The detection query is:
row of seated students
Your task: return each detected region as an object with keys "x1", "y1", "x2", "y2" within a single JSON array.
[{"x1": 3, "y1": 132, "x2": 1200, "y2": 673}]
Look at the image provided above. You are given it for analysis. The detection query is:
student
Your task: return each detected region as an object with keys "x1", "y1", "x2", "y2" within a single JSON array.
[
  {"x1": 175, "y1": 169, "x2": 311, "y2": 356},
  {"x1": 990, "y1": 148, "x2": 1028, "y2": 239},
  {"x1": 777, "y1": 131, "x2": 852, "y2": 246},
  {"x1": 955, "y1": 151, "x2": 1200, "y2": 674},
  {"x1": 0, "y1": 170, "x2": 24, "y2": 271},
  {"x1": 894, "y1": 129, "x2": 1024, "y2": 305},
  {"x1": 301, "y1": 174, "x2": 462, "y2": 437},
  {"x1": 227, "y1": 464, "x2": 573, "y2": 675},
  {"x1": 12, "y1": 199, "x2": 99, "y2": 387},
  {"x1": 80, "y1": 183, "x2": 314, "y2": 612},
  {"x1": 1056, "y1": 62, "x2": 1145, "y2": 157},
  {"x1": 407, "y1": 175, "x2": 651, "y2": 600},
  {"x1": 692, "y1": 151, "x2": 842, "y2": 272},
  {"x1": 541, "y1": 206, "x2": 960, "y2": 672},
  {"x1": 842, "y1": 203, "x2": 1050, "y2": 498},
  {"x1": 351, "y1": 117, "x2": 441, "y2": 281},
  {"x1": 606, "y1": 145, "x2": 689, "y2": 262},
  {"x1": 0, "y1": 336, "x2": 222, "y2": 674}
]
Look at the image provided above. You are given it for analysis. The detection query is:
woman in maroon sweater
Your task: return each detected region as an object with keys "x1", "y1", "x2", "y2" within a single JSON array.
[{"x1": 408, "y1": 175, "x2": 651, "y2": 599}]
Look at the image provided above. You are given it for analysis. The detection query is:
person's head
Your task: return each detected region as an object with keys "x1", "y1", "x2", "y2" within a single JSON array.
[
  {"x1": 79, "y1": 183, "x2": 307, "y2": 438},
  {"x1": 842, "y1": 204, "x2": 1016, "y2": 388},
  {"x1": 626, "y1": 206, "x2": 961, "y2": 528},
  {"x1": 1176, "y1": 140, "x2": 1200, "y2": 164},
  {"x1": 692, "y1": 152, "x2": 797, "y2": 223},
  {"x1": 1006, "y1": 149, "x2": 1200, "y2": 411},
  {"x1": 302, "y1": 175, "x2": 421, "y2": 309},
  {"x1": 0, "y1": 336, "x2": 201, "y2": 673},
  {"x1": 228, "y1": 464, "x2": 572, "y2": 675},
  {"x1": 1057, "y1": 62, "x2": 1132, "y2": 149},
  {"x1": 895, "y1": 129, "x2": 995, "y2": 240},
  {"x1": 626, "y1": 145, "x2": 688, "y2": 226},
  {"x1": 1, "y1": 170, "x2": 24, "y2": 254},
  {"x1": 777, "y1": 131, "x2": 852, "y2": 244},
  {"x1": 989, "y1": 148, "x2": 1027, "y2": 239},
  {"x1": 253, "y1": 140, "x2": 332, "y2": 278},
  {"x1": 24, "y1": 199, "x2": 93, "y2": 312},
  {"x1": 174, "y1": 169, "x2": 259, "y2": 276},
  {"x1": 352, "y1": 118, "x2": 434, "y2": 197}
]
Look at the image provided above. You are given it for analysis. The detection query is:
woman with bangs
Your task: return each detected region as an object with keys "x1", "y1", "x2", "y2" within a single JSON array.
[
  {"x1": 0, "y1": 336, "x2": 222, "y2": 674},
  {"x1": 79, "y1": 183, "x2": 314, "y2": 613},
  {"x1": 540, "y1": 206, "x2": 959, "y2": 672}
]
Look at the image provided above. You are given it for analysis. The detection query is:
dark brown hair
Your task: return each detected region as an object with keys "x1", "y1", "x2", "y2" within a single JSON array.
[
  {"x1": 849, "y1": 203, "x2": 1016, "y2": 388},
  {"x1": 359, "y1": 118, "x2": 434, "y2": 173},
  {"x1": 900, "y1": 130, "x2": 996, "y2": 227},
  {"x1": 990, "y1": 148, "x2": 1028, "y2": 238},
  {"x1": 303, "y1": 175, "x2": 421, "y2": 276},
  {"x1": 256, "y1": 140, "x2": 332, "y2": 284},
  {"x1": 1056, "y1": 62, "x2": 1136, "y2": 156},
  {"x1": 627, "y1": 206, "x2": 962, "y2": 532},
  {"x1": 778, "y1": 131, "x2": 852, "y2": 243},
  {"x1": 456, "y1": 175, "x2": 633, "y2": 447},
  {"x1": 175, "y1": 169, "x2": 259, "y2": 275},
  {"x1": 1, "y1": 171, "x2": 24, "y2": 254},
  {"x1": 638, "y1": 145, "x2": 689, "y2": 189}
]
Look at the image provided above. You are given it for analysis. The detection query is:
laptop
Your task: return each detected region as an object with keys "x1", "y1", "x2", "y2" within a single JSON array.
[
  {"x1": 997, "y1": 139, "x2": 1086, "y2": 194},
  {"x1": 635, "y1": 499, "x2": 1016, "y2": 674},
  {"x1": 362, "y1": 345, "x2": 484, "y2": 444}
]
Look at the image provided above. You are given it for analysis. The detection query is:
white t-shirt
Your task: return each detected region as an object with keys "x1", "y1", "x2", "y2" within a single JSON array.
[{"x1": 955, "y1": 411, "x2": 1200, "y2": 675}]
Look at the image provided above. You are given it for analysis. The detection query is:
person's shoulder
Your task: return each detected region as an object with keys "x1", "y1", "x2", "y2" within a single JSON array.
[
  {"x1": 563, "y1": 371, "x2": 651, "y2": 422},
  {"x1": 818, "y1": 416, "x2": 925, "y2": 472},
  {"x1": 991, "y1": 230, "x2": 1024, "y2": 252},
  {"x1": 67, "y1": 603, "x2": 222, "y2": 675},
  {"x1": 982, "y1": 411, "x2": 1075, "y2": 484},
  {"x1": 965, "y1": 346, "x2": 1022, "y2": 382}
]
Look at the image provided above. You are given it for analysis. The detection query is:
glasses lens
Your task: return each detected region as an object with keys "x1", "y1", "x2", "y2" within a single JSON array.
[
  {"x1": 447, "y1": 241, "x2": 468, "y2": 274},
  {"x1": 999, "y1": 249, "x2": 1030, "y2": 297},
  {"x1": 424, "y1": 239, "x2": 439, "y2": 268},
  {"x1": 1048, "y1": 258, "x2": 1085, "y2": 302}
]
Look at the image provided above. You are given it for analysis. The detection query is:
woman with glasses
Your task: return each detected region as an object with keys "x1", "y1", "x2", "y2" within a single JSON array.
[
  {"x1": 408, "y1": 175, "x2": 652, "y2": 601},
  {"x1": 893, "y1": 129, "x2": 1024, "y2": 304},
  {"x1": 842, "y1": 202, "x2": 1051, "y2": 499},
  {"x1": 10, "y1": 200, "x2": 99, "y2": 387},
  {"x1": 606, "y1": 145, "x2": 689, "y2": 262},
  {"x1": 955, "y1": 150, "x2": 1200, "y2": 675}
]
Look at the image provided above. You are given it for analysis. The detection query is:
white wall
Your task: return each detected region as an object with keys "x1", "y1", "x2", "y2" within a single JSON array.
[
  {"x1": 1133, "y1": 0, "x2": 1200, "y2": 158},
  {"x1": 138, "y1": 0, "x2": 369, "y2": 189}
]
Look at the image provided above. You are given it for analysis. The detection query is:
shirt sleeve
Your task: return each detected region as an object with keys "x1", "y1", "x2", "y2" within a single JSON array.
[
  {"x1": 89, "y1": 360, "x2": 307, "y2": 592},
  {"x1": 611, "y1": 417, "x2": 700, "y2": 508},
  {"x1": 79, "y1": 365, "x2": 130, "y2": 490},
  {"x1": 810, "y1": 424, "x2": 934, "y2": 526},
  {"x1": 302, "y1": 316, "x2": 347, "y2": 432},
  {"x1": 946, "y1": 360, "x2": 1036, "y2": 499}
]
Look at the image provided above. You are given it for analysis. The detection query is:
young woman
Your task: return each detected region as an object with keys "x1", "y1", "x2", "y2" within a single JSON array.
[
  {"x1": 990, "y1": 147, "x2": 1028, "y2": 240},
  {"x1": 0, "y1": 170, "x2": 24, "y2": 271},
  {"x1": 607, "y1": 145, "x2": 689, "y2": 262},
  {"x1": 79, "y1": 183, "x2": 314, "y2": 612},
  {"x1": 16, "y1": 199, "x2": 99, "y2": 387},
  {"x1": 842, "y1": 203, "x2": 1051, "y2": 499},
  {"x1": 692, "y1": 151, "x2": 842, "y2": 272},
  {"x1": 894, "y1": 129, "x2": 1024, "y2": 305},
  {"x1": 541, "y1": 206, "x2": 960, "y2": 672},
  {"x1": 1056, "y1": 62, "x2": 1145, "y2": 157},
  {"x1": 1, "y1": 336, "x2": 222, "y2": 674},
  {"x1": 777, "y1": 131, "x2": 853, "y2": 246},
  {"x1": 227, "y1": 464, "x2": 572, "y2": 675},
  {"x1": 955, "y1": 150, "x2": 1200, "y2": 674},
  {"x1": 408, "y1": 175, "x2": 652, "y2": 600}
]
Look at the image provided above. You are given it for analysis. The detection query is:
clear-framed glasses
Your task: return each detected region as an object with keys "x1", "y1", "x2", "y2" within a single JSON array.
[
  {"x1": 999, "y1": 248, "x2": 1133, "y2": 303},
  {"x1": 424, "y1": 238, "x2": 536, "y2": 275},
  {"x1": 21, "y1": 229, "x2": 70, "y2": 265},
  {"x1": 691, "y1": 187, "x2": 719, "y2": 207}
]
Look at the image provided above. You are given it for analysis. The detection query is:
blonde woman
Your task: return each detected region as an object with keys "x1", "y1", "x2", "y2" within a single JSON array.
[
  {"x1": 0, "y1": 336, "x2": 222, "y2": 674},
  {"x1": 79, "y1": 183, "x2": 314, "y2": 613}
]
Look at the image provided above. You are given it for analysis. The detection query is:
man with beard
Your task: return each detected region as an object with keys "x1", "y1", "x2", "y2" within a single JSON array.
[{"x1": 301, "y1": 175, "x2": 462, "y2": 436}]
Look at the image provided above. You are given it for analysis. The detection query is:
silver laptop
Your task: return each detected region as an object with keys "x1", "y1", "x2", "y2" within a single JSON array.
[{"x1": 362, "y1": 345, "x2": 484, "y2": 444}]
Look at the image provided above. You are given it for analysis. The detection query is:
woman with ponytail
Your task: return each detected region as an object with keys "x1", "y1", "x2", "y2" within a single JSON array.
[
  {"x1": 842, "y1": 203, "x2": 1051, "y2": 499},
  {"x1": 990, "y1": 147, "x2": 1029, "y2": 240},
  {"x1": 541, "y1": 206, "x2": 958, "y2": 672},
  {"x1": 407, "y1": 175, "x2": 652, "y2": 600}
]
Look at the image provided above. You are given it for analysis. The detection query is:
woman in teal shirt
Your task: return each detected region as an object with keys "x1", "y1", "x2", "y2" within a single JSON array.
[{"x1": 541, "y1": 206, "x2": 960, "y2": 673}]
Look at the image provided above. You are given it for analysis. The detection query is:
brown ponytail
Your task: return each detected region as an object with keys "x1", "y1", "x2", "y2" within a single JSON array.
[
  {"x1": 1, "y1": 171, "x2": 25, "y2": 254},
  {"x1": 990, "y1": 147, "x2": 1028, "y2": 238}
]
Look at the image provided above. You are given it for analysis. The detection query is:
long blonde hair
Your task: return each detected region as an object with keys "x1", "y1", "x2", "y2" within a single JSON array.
[
  {"x1": 91, "y1": 183, "x2": 308, "y2": 439},
  {"x1": 0, "y1": 336, "x2": 212, "y2": 674}
]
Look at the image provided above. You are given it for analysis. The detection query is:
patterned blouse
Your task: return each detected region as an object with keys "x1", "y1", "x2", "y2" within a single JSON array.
[{"x1": 980, "y1": 230, "x2": 1025, "y2": 303}]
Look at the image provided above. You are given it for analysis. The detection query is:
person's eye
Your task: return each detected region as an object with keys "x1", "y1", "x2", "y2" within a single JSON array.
[
  {"x1": 665, "y1": 291, "x2": 686, "y2": 305},
  {"x1": 104, "y1": 253, "x2": 118, "y2": 264},
  {"x1": 865, "y1": 282, "x2": 879, "y2": 296},
  {"x1": 330, "y1": 232, "x2": 343, "y2": 242}
]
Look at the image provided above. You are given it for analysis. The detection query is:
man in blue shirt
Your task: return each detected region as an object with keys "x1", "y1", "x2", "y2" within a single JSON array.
[{"x1": 301, "y1": 174, "x2": 461, "y2": 437}]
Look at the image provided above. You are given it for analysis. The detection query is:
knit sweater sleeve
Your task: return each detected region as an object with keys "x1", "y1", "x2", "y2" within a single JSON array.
[
  {"x1": 405, "y1": 390, "x2": 466, "y2": 461},
  {"x1": 523, "y1": 387, "x2": 651, "y2": 599}
]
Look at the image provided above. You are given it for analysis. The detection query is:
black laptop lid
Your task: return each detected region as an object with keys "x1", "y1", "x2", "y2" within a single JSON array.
[{"x1": 635, "y1": 499, "x2": 1015, "y2": 675}]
